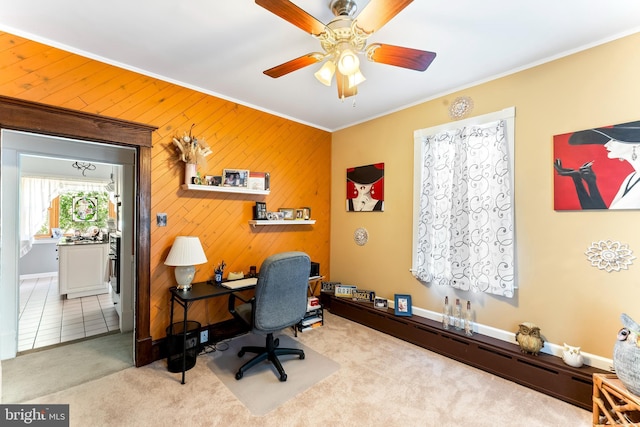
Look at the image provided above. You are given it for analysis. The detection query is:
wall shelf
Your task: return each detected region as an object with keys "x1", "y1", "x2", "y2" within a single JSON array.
[
  {"x1": 181, "y1": 183, "x2": 269, "y2": 195},
  {"x1": 248, "y1": 220, "x2": 316, "y2": 227}
]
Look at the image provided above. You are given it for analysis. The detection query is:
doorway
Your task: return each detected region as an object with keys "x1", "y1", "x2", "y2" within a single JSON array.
[
  {"x1": 0, "y1": 95, "x2": 155, "y2": 367},
  {"x1": 18, "y1": 153, "x2": 126, "y2": 352},
  {"x1": 2, "y1": 130, "x2": 136, "y2": 358}
]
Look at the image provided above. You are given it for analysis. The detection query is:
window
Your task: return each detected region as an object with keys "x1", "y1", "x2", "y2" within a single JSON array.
[
  {"x1": 411, "y1": 107, "x2": 516, "y2": 297},
  {"x1": 21, "y1": 177, "x2": 114, "y2": 255}
]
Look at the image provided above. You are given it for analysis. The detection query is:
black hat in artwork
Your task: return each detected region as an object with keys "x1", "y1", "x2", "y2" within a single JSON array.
[
  {"x1": 347, "y1": 163, "x2": 384, "y2": 184},
  {"x1": 569, "y1": 120, "x2": 640, "y2": 145}
]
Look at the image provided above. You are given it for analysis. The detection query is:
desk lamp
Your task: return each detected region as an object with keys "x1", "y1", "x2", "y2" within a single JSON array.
[{"x1": 164, "y1": 236, "x2": 208, "y2": 291}]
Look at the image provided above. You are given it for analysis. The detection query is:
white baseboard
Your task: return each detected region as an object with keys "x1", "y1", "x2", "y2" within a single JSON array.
[
  {"x1": 0, "y1": 329, "x2": 17, "y2": 361},
  {"x1": 386, "y1": 301, "x2": 614, "y2": 372}
]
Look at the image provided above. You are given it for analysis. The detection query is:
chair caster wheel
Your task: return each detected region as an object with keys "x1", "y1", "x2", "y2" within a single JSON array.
[
  {"x1": 279, "y1": 373, "x2": 287, "y2": 382},
  {"x1": 238, "y1": 350, "x2": 245, "y2": 357},
  {"x1": 300, "y1": 353, "x2": 305, "y2": 360},
  {"x1": 235, "y1": 371, "x2": 243, "y2": 380}
]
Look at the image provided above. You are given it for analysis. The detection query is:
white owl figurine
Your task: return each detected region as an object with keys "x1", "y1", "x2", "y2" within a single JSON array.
[
  {"x1": 562, "y1": 343, "x2": 584, "y2": 368},
  {"x1": 613, "y1": 313, "x2": 640, "y2": 396},
  {"x1": 515, "y1": 322, "x2": 544, "y2": 355}
]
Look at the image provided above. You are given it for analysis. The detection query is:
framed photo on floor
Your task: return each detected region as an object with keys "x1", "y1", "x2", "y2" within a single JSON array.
[{"x1": 394, "y1": 294, "x2": 412, "y2": 316}]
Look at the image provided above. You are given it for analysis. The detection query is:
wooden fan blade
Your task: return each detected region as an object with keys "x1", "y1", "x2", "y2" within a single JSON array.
[
  {"x1": 336, "y1": 71, "x2": 358, "y2": 99},
  {"x1": 256, "y1": 0, "x2": 327, "y2": 36},
  {"x1": 355, "y1": 0, "x2": 413, "y2": 34},
  {"x1": 367, "y1": 43, "x2": 436, "y2": 71},
  {"x1": 263, "y1": 53, "x2": 322, "y2": 78}
]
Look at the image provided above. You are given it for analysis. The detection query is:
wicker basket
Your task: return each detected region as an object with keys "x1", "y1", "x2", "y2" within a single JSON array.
[{"x1": 613, "y1": 313, "x2": 640, "y2": 396}]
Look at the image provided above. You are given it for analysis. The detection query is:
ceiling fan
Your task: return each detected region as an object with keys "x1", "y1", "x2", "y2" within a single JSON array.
[{"x1": 256, "y1": 0, "x2": 436, "y2": 100}]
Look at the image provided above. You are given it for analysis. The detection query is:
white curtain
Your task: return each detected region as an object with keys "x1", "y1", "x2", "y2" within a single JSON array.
[
  {"x1": 413, "y1": 117, "x2": 515, "y2": 297},
  {"x1": 20, "y1": 177, "x2": 108, "y2": 257}
]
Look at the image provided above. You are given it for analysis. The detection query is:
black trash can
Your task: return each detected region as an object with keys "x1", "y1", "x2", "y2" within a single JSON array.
[{"x1": 166, "y1": 321, "x2": 201, "y2": 373}]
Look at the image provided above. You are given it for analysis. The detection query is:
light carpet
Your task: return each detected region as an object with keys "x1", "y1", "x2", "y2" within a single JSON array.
[
  {"x1": 13, "y1": 312, "x2": 591, "y2": 426},
  {"x1": 1, "y1": 331, "x2": 133, "y2": 403},
  {"x1": 207, "y1": 333, "x2": 340, "y2": 416}
]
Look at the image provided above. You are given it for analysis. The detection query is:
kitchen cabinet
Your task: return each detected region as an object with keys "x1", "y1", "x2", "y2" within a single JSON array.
[
  {"x1": 58, "y1": 241, "x2": 109, "y2": 298},
  {"x1": 19, "y1": 239, "x2": 59, "y2": 275}
]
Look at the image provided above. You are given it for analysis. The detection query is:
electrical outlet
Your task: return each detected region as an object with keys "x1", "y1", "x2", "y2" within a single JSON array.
[{"x1": 200, "y1": 329, "x2": 208, "y2": 344}]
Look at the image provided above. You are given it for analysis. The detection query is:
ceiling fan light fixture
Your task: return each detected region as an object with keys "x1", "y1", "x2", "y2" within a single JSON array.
[
  {"x1": 256, "y1": 0, "x2": 436, "y2": 101},
  {"x1": 348, "y1": 69, "x2": 366, "y2": 88},
  {"x1": 337, "y1": 48, "x2": 359, "y2": 76},
  {"x1": 314, "y1": 60, "x2": 336, "y2": 86}
]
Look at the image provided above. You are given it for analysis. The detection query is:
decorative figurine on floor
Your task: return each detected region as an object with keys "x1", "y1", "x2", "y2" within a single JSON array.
[
  {"x1": 613, "y1": 313, "x2": 640, "y2": 396},
  {"x1": 562, "y1": 343, "x2": 584, "y2": 368},
  {"x1": 515, "y1": 322, "x2": 544, "y2": 355}
]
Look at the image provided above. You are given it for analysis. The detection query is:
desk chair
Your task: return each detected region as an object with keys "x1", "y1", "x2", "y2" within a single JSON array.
[{"x1": 228, "y1": 251, "x2": 310, "y2": 381}]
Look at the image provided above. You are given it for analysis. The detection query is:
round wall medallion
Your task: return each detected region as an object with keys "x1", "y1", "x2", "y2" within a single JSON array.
[
  {"x1": 354, "y1": 227, "x2": 368, "y2": 246},
  {"x1": 448, "y1": 96, "x2": 474, "y2": 120},
  {"x1": 585, "y1": 239, "x2": 635, "y2": 272}
]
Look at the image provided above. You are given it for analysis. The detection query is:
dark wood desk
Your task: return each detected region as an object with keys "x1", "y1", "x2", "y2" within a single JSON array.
[{"x1": 169, "y1": 280, "x2": 256, "y2": 384}]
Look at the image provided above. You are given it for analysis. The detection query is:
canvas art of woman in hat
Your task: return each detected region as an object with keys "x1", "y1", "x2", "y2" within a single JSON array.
[
  {"x1": 346, "y1": 163, "x2": 384, "y2": 212},
  {"x1": 553, "y1": 120, "x2": 640, "y2": 210}
]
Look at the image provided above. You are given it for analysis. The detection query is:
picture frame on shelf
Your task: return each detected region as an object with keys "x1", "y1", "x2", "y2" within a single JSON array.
[
  {"x1": 394, "y1": 294, "x2": 412, "y2": 316},
  {"x1": 352, "y1": 289, "x2": 375, "y2": 302},
  {"x1": 205, "y1": 175, "x2": 222, "y2": 186},
  {"x1": 248, "y1": 171, "x2": 270, "y2": 190},
  {"x1": 302, "y1": 207, "x2": 311, "y2": 220},
  {"x1": 295, "y1": 208, "x2": 304, "y2": 219},
  {"x1": 253, "y1": 202, "x2": 267, "y2": 220},
  {"x1": 222, "y1": 169, "x2": 248, "y2": 187},
  {"x1": 374, "y1": 296, "x2": 388, "y2": 310},
  {"x1": 266, "y1": 211, "x2": 285, "y2": 220},
  {"x1": 321, "y1": 281, "x2": 339, "y2": 293},
  {"x1": 335, "y1": 284, "x2": 356, "y2": 298},
  {"x1": 279, "y1": 208, "x2": 295, "y2": 220}
]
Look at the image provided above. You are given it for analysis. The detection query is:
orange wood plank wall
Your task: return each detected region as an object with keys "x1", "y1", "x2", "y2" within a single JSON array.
[{"x1": 0, "y1": 32, "x2": 332, "y2": 339}]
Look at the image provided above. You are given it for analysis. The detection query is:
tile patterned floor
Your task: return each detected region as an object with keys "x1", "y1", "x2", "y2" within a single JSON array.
[{"x1": 18, "y1": 274, "x2": 119, "y2": 352}]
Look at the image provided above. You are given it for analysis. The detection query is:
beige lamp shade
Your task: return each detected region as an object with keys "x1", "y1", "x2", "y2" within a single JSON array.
[
  {"x1": 165, "y1": 236, "x2": 208, "y2": 290},
  {"x1": 314, "y1": 61, "x2": 336, "y2": 86}
]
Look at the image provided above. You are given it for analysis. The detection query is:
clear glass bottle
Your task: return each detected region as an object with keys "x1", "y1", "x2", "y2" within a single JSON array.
[
  {"x1": 454, "y1": 298, "x2": 462, "y2": 330},
  {"x1": 464, "y1": 300, "x2": 473, "y2": 336},
  {"x1": 442, "y1": 296, "x2": 450, "y2": 330}
]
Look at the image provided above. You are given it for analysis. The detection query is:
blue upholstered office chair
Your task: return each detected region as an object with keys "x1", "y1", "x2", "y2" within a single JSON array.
[{"x1": 229, "y1": 251, "x2": 311, "y2": 381}]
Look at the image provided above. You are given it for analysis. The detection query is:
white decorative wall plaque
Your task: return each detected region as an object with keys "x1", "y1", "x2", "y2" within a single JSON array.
[
  {"x1": 585, "y1": 240, "x2": 635, "y2": 272},
  {"x1": 354, "y1": 227, "x2": 368, "y2": 246}
]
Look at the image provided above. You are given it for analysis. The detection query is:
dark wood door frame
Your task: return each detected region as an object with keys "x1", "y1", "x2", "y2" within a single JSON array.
[{"x1": 0, "y1": 95, "x2": 156, "y2": 367}]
